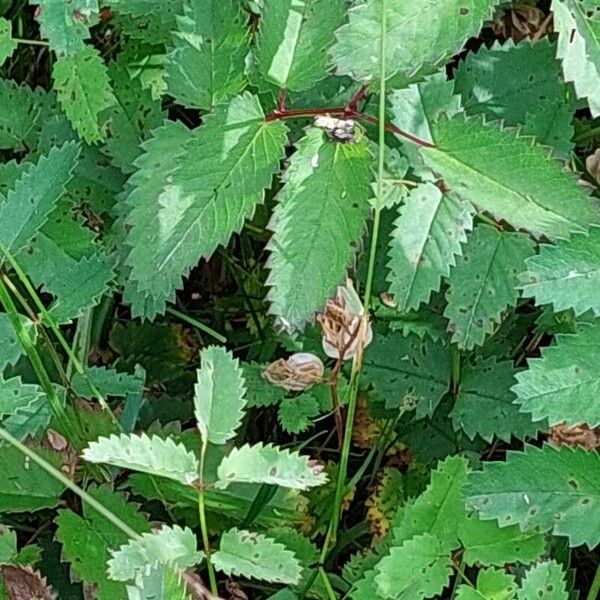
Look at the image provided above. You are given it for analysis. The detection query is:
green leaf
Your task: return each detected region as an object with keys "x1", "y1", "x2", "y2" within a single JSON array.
[
  {"x1": 330, "y1": 0, "x2": 497, "y2": 83},
  {"x1": 212, "y1": 528, "x2": 302, "y2": 585},
  {"x1": 466, "y1": 444, "x2": 600, "y2": 548},
  {"x1": 517, "y1": 561, "x2": 569, "y2": 600},
  {"x1": 124, "y1": 93, "x2": 287, "y2": 319},
  {"x1": 363, "y1": 331, "x2": 451, "y2": 416},
  {"x1": 0, "y1": 377, "x2": 44, "y2": 418},
  {"x1": 165, "y1": 0, "x2": 248, "y2": 109},
  {"x1": 391, "y1": 455, "x2": 468, "y2": 551},
  {"x1": 266, "y1": 126, "x2": 372, "y2": 331},
  {"x1": 72, "y1": 366, "x2": 144, "y2": 399},
  {"x1": 216, "y1": 443, "x2": 328, "y2": 490},
  {"x1": 451, "y1": 358, "x2": 540, "y2": 442},
  {"x1": 52, "y1": 45, "x2": 116, "y2": 144},
  {"x1": 512, "y1": 322, "x2": 600, "y2": 428},
  {"x1": 127, "y1": 563, "x2": 191, "y2": 600},
  {"x1": 32, "y1": 0, "x2": 98, "y2": 55},
  {"x1": 458, "y1": 515, "x2": 545, "y2": 567},
  {"x1": 0, "y1": 79, "x2": 41, "y2": 150},
  {"x1": 0, "y1": 444, "x2": 65, "y2": 512},
  {"x1": 194, "y1": 346, "x2": 247, "y2": 445},
  {"x1": 553, "y1": 0, "x2": 600, "y2": 117},
  {"x1": 0, "y1": 143, "x2": 79, "y2": 255},
  {"x1": 455, "y1": 567, "x2": 517, "y2": 600},
  {"x1": 278, "y1": 393, "x2": 320, "y2": 433},
  {"x1": 387, "y1": 182, "x2": 473, "y2": 312},
  {"x1": 374, "y1": 533, "x2": 452, "y2": 600},
  {"x1": 421, "y1": 115, "x2": 600, "y2": 240},
  {"x1": 453, "y1": 39, "x2": 575, "y2": 158},
  {"x1": 108, "y1": 525, "x2": 202, "y2": 581},
  {"x1": 445, "y1": 225, "x2": 535, "y2": 350},
  {"x1": 82, "y1": 433, "x2": 200, "y2": 486},
  {"x1": 110, "y1": 0, "x2": 183, "y2": 44},
  {"x1": 2, "y1": 392, "x2": 53, "y2": 441},
  {"x1": 0, "y1": 528, "x2": 16, "y2": 564},
  {"x1": 256, "y1": 0, "x2": 345, "y2": 91},
  {"x1": 0, "y1": 18, "x2": 16, "y2": 66},
  {"x1": 56, "y1": 487, "x2": 151, "y2": 598},
  {"x1": 0, "y1": 313, "x2": 37, "y2": 371},
  {"x1": 520, "y1": 229, "x2": 600, "y2": 317}
]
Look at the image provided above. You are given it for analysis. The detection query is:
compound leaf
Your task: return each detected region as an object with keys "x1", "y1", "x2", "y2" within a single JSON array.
[
  {"x1": 553, "y1": 0, "x2": 600, "y2": 117},
  {"x1": 82, "y1": 433, "x2": 199, "y2": 486},
  {"x1": 194, "y1": 345, "x2": 247, "y2": 445},
  {"x1": 520, "y1": 229, "x2": 600, "y2": 317},
  {"x1": 124, "y1": 93, "x2": 287, "y2": 319},
  {"x1": 445, "y1": 225, "x2": 535, "y2": 350},
  {"x1": 266, "y1": 126, "x2": 372, "y2": 330},
  {"x1": 387, "y1": 182, "x2": 473, "y2": 312},
  {"x1": 212, "y1": 528, "x2": 302, "y2": 585},
  {"x1": 52, "y1": 45, "x2": 116, "y2": 144},
  {"x1": 466, "y1": 444, "x2": 600, "y2": 548},
  {"x1": 421, "y1": 115, "x2": 600, "y2": 240},
  {"x1": 257, "y1": 0, "x2": 345, "y2": 91},
  {"x1": 331, "y1": 0, "x2": 497, "y2": 83},
  {"x1": 216, "y1": 443, "x2": 328, "y2": 490},
  {"x1": 512, "y1": 322, "x2": 600, "y2": 428},
  {"x1": 165, "y1": 0, "x2": 248, "y2": 109}
]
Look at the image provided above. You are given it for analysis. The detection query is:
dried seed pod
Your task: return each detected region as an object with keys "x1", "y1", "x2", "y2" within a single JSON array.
[
  {"x1": 549, "y1": 423, "x2": 600, "y2": 450},
  {"x1": 586, "y1": 148, "x2": 600, "y2": 184},
  {"x1": 318, "y1": 279, "x2": 373, "y2": 360},
  {"x1": 262, "y1": 352, "x2": 324, "y2": 391}
]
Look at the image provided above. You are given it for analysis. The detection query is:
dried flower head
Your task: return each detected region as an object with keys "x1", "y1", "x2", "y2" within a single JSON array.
[
  {"x1": 262, "y1": 352, "x2": 324, "y2": 391},
  {"x1": 318, "y1": 279, "x2": 373, "y2": 360},
  {"x1": 549, "y1": 423, "x2": 600, "y2": 450},
  {"x1": 492, "y1": 5, "x2": 552, "y2": 42},
  {"x1": 586, "y1": 148, "x2": 600, "y2": 185}
]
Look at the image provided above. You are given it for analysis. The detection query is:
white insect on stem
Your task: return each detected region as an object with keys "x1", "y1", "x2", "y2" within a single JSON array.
[{"x1": 314, "y1": 115, "x2": 357, "y2": 143}]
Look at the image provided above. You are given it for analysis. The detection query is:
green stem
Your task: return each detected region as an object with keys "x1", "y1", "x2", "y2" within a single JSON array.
[
  {"x1": 0, "y1": 276, "x2": 80, "y2": 445},
  {"x1": 575, "y1": 125, "x2": 600, "y2": 144},
  {"x1": 198, "y1": 440, "x2": 218, "y2": 596},
  {"x1": 14, "y1": 37, "x2": 49, "y2": 47},
  {"x1": 166, "y1": 306, "x2": 226, "y2": 344},
  {"x1": 320, "y1": 0, "x2": 388, "y2": 561},
  {"x1": 0, "y1": 427, "x2": 139, "y2": 540},
  {"x1": 0, "y1": 242, "x2": 121, "y2": 430},
  {"x1": 318, "y1": 566, "x2": 338, "y2": 600},
  {"x1": 587, "y1": 563, "x2": 600, "y2": 600}
]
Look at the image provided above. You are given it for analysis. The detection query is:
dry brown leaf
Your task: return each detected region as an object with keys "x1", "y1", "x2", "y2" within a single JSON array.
[
  {"x1": 262, "y1": 353, "x2": 324, "y2": 391},
  {"x1": 492, "y1": 4, "x2": 553, "y2": 42},
  {"x1": 0, "y1": 565, "x2": 56, "y2": 600},
  {"x1": 549, "y1": 423, "x2": 600, "y2": 450}
]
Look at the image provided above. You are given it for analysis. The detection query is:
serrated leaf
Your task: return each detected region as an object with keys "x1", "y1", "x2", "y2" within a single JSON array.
[
  {"x1": 387, "y1": 182, "x2": 473, "y2": 312},
  {"x1": 72, "y1": 366, "x2": 143, "y2": 399},
  {"x1": 445, "y1": 225, "x2": 535, "y2": 350},
  {"x1": 82, "y1": 433, "x2": 200, "y2": 485},
  {"x1": 52, "y1": 45, "x2": 116, "y2": 143},
  {"x1": 553, "y1": 0, "x2": 600, "y2": 117},
  {"x1": 451, "y1": 357, "x2": 541, "y2": 442},
  {"x1": 278, "y1": 394, "x2": 320, "y2": 433},
  {"x1": 0, "y1": 313, "x2": 37, "y2": 371},
  {"x1": 213, "y1": 528, "x2": 302, "y2": 585},
  {"x1": 453, "y1": 39, "x2": 575, "y2": 157},
  {"x1": 391, "y1": 455, "x2": 468, "y2": 551},
  {"x1": 331, "y1": 0, "x2": 497, "y2": 83},
  {"x1": 257, "y1": 0, "x2": 345, "y2": 91},
  {"x1": 194, "y1": 346, "x2": 246, "y2": 445},
  {"x1": 110, "y1": 0, "x2": 183, "y2": 44},
  {"x1": 0, "y1": 18, "x2": 16, "y2": 66},
  {"x1": 459, "y1": 515, "x2": 545, "y2": 567},
  {"x1": 165, "y1": 0, "x2": 248, "y2": 109},
  {"x1": 455, "y1": 567, "x2": 517, "y2": 600},
  {"x1": 0, "y1": 377, "x2": 44, "y2": 418},
  {"x1": 466, "y1": 444, "x2": 600, "y2": 548},
  {"x1": 109, "y1": 525, "x2": 202, "y2": 582},
  {"x1": 421, "y1": 115, "x2": 600, "y2": 240},
  {"x1": 127, "y1": 563, "x2": 191, "y2": 600},
  {"x1": 520, "y1": 229, "x2": 600, "y2": 317},
  {"x1": 266, "y1": 126, "x2": 372, "y2": 330},
  {"x1": 0, "y1": 143, "x2": 79, "y2": 256},
  {"x1": 216, "y1": 443, "x2": 327, "y2": 490},
  {"x1": 513, "y1": 322, "x2": 600, "y2": 428},
  {"x1": 0, "y1": 444, "x2": 65, "y2": 512},
  {"x1": 374, "y1": 533, "x2": 453, "y2": 600},
  {"x1": 517, "y1": 561, "x2": 569, "y2": 600},
  {"x1": 0, "y1": 79, "x2": 41, "y2": 150},
  {"x1": 32, "y1": 0, "x2": 98, "y2": 55},
  {"x1": 243, "y1": 363, "x2": 287, "y2": 408},
  {"x1": 124, "y1": 93, "x2": 287, "y2": 319},
  {"x1": 56, "y1": 487, "x2": 150, "y2": 598},
  {"x1": 363, "y1": 331, "x2": 451, "y2": 416}
]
